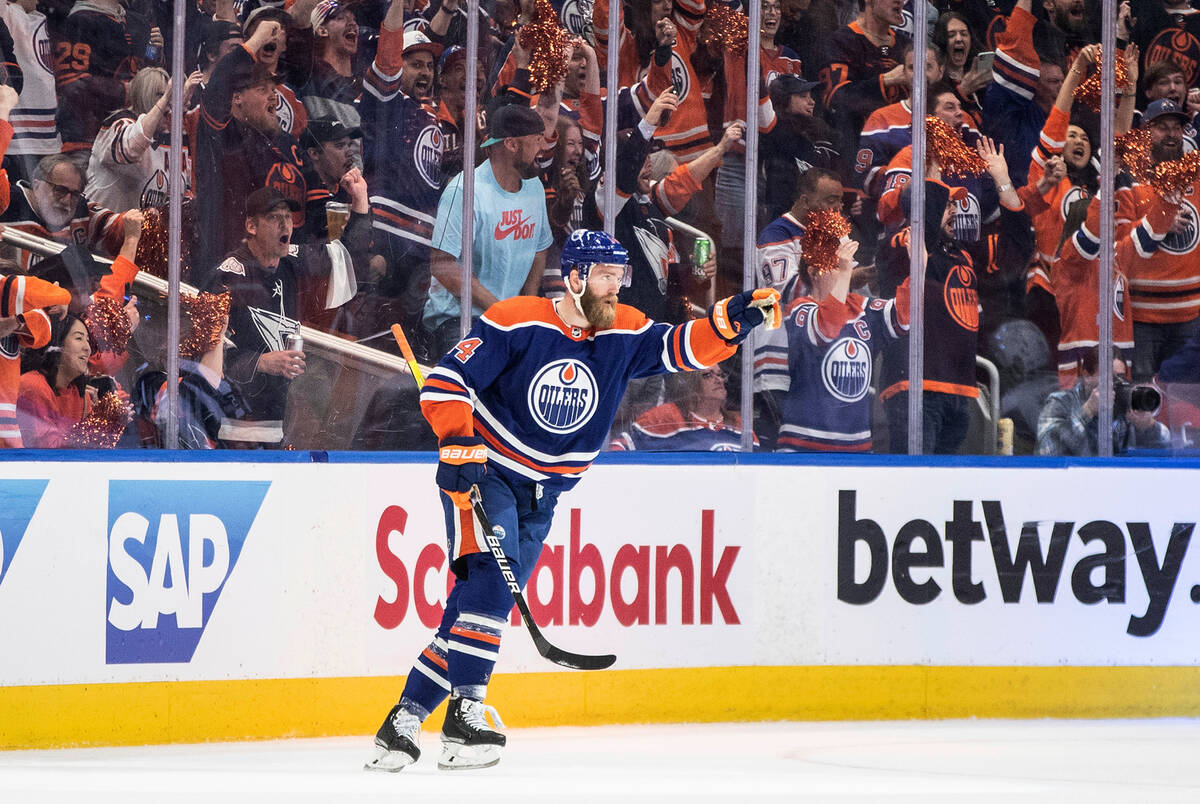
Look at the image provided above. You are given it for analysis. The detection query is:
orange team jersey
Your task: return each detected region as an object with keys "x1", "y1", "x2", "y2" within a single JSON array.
[
  {"x1": 631, "y1": 0, "x2": 713, "y2": 162},
  {"x1": 1053, "y1": 195, "x2": 1176, "y2": 385},
  {"x1": 720, "y1": 48, "x2": 779, "y2": 152},
  {"x1": 1127, "y1": 181, "x2": 1200, "y2": 324},
  {"x1": 0, "y1": 274, "x2": 68, "y2": 447},
  {"x1": 592, "y1": 0, "x2": 645, "y2": 92},
  {"x1": 88, "y1": 253, "x2": 139, "y2": 376}
]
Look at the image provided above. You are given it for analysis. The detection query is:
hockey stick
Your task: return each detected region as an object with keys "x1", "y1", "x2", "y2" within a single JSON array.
[
  {"x1": 468, "y1": 484, "x2": 616, "y2": 671},
  {"x1": 391, "y1": 323, "x2": 616, "y2": 671}
]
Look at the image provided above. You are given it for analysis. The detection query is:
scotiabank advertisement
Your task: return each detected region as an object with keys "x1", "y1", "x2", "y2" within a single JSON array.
[{"x1": 0, "y1": 459, "x2": 1197, "y2": 686}]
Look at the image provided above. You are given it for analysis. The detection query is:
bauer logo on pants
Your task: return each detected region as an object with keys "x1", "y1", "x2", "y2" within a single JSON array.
[
  {"x1": 105, "y1": 480, "x2": 270, "y2": 664},
  {"x1": 0, "y1": 480, "x2": 49, "y2": 588}
]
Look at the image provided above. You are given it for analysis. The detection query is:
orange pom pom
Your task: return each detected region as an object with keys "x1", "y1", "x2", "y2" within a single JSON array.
[
  {"x1": 84, "y1": 296, "x2": 132, "y2": 355},
  {"x1": 518, "y1": 0, "x2": 571, "y2": 93},
  {"x1": 69, "y1": 392, "x2": 132, "y2": 449},
  {"x1": 1072, "y1": 49, "x2": 1134, "y2": 113},
  {"x1": 698, "y1": 4, "x2": 749, "y2": 57},
  {"x1": 801, "y1": 209, "x2": 852, "y2": 276},
  {"x1": 180, "y1": 290, "x2": 232, "y2": 360},
  {"x1": 926, "y1": 116, "x2": 988, "y2": 177}
]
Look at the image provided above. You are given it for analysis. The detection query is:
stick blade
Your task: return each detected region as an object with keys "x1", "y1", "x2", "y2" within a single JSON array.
[{"x1": 532, "y1": 633, "x2": 616, "y2": 670}]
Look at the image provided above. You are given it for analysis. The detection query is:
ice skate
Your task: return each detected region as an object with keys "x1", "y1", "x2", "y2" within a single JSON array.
[
  {"x1": 364, "y1": 704, "x2": 421, "y2": 772},
  {"x1": 438, "y1": 695, "x2": 506, "y2": 770}
]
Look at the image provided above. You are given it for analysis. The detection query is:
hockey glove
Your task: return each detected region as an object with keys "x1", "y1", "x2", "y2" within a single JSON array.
[
  {"x1": 437, "y1": 436, "x2": 487, "y2": 510},
  {"x1": 708, "y1": 288, "x2": 782, "y2": 345}
]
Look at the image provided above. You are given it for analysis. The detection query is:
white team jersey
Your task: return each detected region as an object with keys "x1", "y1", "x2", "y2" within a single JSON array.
[
  {"x1": 0, "y1": 3, "x2": 61, "y2": 155},
  {"x1": 85, "y1": 110, "x2": 191, "y2": 211}
]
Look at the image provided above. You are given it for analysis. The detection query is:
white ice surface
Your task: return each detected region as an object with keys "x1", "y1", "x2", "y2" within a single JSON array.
[{"x1": 2, "y1": 719, "x2": 1199, "y2": 803}]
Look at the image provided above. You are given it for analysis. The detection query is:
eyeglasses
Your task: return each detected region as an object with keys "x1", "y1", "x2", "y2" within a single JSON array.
[{"x1": 41, "y1": 181, "x2": 83, "y2": 203}]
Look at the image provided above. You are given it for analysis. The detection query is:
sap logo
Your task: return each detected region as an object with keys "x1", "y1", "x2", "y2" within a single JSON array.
[
  {"x1": 106, "y1": 480, "x2": 270, "y2": 664},
  {"x1": 0, "y1": 480, "x2": 49, "y2": 588}
]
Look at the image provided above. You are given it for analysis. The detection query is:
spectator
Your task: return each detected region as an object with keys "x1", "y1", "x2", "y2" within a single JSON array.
[
  {"x1": 55, "y1": 0, "x2": 160, "y2": 151},
  {"x1": 1126, "y1": 99, "x2": 1200, "y2": 379},
  {"x1": 821, "y1": 0, "x2": 910, "y2": 170},
  {"x1": 205, "y1": 177, "x2": 370, "y2": 447},
  {"x1": 1129, "y1": 0, "x2": 1200, "y2": 88},
  {"x1": 611, "y1": 364, "x2": 749, "y2": 451},
  {"x1": 424, "y1": 102, "x2": 550, "y2": 359},
  {"x1": 1138, "y1": 60, "x2": 1196, "y2": 152},
  {"x1": 301, "y1": 0, "x2": 363, "y2": 129},
  {"x1": 632, "y1": 8, "x2": 717, "y2": 164},
  {"x1": 933, "y1": 12, "x2": 992, "y2": 110},
  {"x1": 0, "y1": 0, "x2": 62, "y2": 180},
  {"x1": 772, "y1": 232, "x2": 909, "y2": 452},
  {"x1": 155, "y1": 290, "x2": 260, "y2": 449},
  {"x1": 1, "y1": 153, "x2": 126, "y2": 273},
  {"x1": 300, "y1": 115, "x2": 360, "y2": 243},
  {"x1": 1036, "y1": 351, "x2": 1169, "y2": 455},
  {"x1": 358, "y1": 0, "x2": 445, "y2": 352},
  {"x1": 545, "y1": 115, "x2": 591, "y2": 258},
  {"x1": 983, "y1": 0, "x2": 1061, "y2": 187},
  {"x1": 877, "y1": 143, "x2": 1024, "y2": 455},
  {"x1": 86, "y1": 66, "x2": 202, "y2": 212},
  {"x1": 435, "y1": 44, "x2": 485, "y2": 176},
  {"x1": 16, "y1": 313, "x2": 94, "y2": 447},
  {"x1": 399, "y1": 29, "x2": 440, "y2": 101},
  {"x1": 760, "y1": 75, "x2": 838, "y2": 222},
  {"x1": 599, "y1": 94, "x2": 731, "y2": 322},
  {"x1": 194, "y1": 19, "x2": 309, "y2": 282},
  {"x1": 856, "y1": 42, "x2": 946, "y2": 203},
  {"x1": 241, "y1": 4, "x2": 317, "y2": 137}
]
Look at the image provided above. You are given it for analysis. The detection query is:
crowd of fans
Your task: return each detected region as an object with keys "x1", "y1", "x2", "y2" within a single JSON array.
[{"x1": 0, "y1": 0, "x2": 1194, "y2": 454}]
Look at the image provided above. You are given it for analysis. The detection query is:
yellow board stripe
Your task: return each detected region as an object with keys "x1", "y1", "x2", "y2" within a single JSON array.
[{"x1": 5, "y1": 666, "x2": 1200, "y2": 750}]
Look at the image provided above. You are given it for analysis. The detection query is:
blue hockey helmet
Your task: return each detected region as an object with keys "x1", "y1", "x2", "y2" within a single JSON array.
[{"x1": 560, "y1": 230, "x2": 631, "y2": 287}]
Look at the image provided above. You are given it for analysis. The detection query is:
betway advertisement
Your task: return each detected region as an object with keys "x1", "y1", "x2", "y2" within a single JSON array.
[{"x1": 0, "y1": 460, "x2": 1197, "y2": 686}]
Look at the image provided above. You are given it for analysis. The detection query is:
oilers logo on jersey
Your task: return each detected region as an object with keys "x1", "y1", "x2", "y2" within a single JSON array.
[
  {"x1": 560, "y1": 0, "x2": 594, "y2": 40},
  {"x1": 1114, "y1": 274, "x2": 1127, "y2": 321},
  {"x1": 528, "y1": 359, "x2": 598, "y2": 434},
  {"x1": 822, "y1": 337, "x2": 871, "y2": 403},
  {"x1": 943, "y1": 263, "x2": 979, "y2": 331},
  {"x1": 1160, "y1": 198, "x2": 1199, "y2": 255},
  {"x1": 414, "y1": 124, "x2": 444, "y2": 189},
  {"x1": 33, "y1": 20, "x2": 52, "y2": 73},
  {"x1": 669, "y1": 51, "x2": 691, "y2": 101}
]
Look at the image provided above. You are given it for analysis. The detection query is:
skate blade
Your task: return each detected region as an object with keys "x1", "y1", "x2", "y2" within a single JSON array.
[
  {"x1": 363, "y1": 744, "x2": 418, "y2": 773},
  {"x1": 437, "y1": 741, "x2": 501, "y2": 770}
]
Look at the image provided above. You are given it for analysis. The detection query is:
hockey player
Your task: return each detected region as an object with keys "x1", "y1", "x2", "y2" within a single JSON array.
[{"x1": 366, "y1": 230, "x2": 780, "y2": 772}]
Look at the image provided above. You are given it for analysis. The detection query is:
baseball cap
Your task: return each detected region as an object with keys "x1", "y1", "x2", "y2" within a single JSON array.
[
  {"x1": 771, "y1": 74, "x2": 820, "y2": 95},
  {"x1": 403, "y1": 30, "x2": 443, "y2": 59},
  {"x1": 244, "y1": 5, "x2": 290, "y2": 35},
  {"x1": 439, "y1": 45, "x2": 466, "y2": 72},
  {"x1": 228, "y1": 57, "x2": 278, "y2": 93},
  {"x1": 245, "y1": 187, "x2": 301, "y2": 217},
  {"x1": 312, "y1": 0, "x2": 354, "y2": 28},
  {"x1": 480, "y1": 103, "x2": 545, "y2": 147},
  {"x1": 301, "y1": 115, "x2": 363, "y2": 149},
  {"x1": 1143, "y1": 98, "x2": 1190, "y2": 126},
  {"x1": 199, "y1": 20, "x2": 243, "y2": 57}
]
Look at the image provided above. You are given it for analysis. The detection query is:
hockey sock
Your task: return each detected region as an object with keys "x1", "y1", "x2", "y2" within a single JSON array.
[
  {"x1": 447, "y1": 611, "x2": 505, "y2": 700},
  {"x1": 398, "y1": 637, "x2": 451, "y2": 718}
]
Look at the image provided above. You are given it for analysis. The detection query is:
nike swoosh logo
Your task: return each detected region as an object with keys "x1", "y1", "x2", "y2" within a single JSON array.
[{"x1": 494, "y1": 215, "x2": 532, "y2": 239}]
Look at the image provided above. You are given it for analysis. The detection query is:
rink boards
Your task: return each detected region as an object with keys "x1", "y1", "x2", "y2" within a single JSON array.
[{"x1": 3, "y1": 453, "x2": 1200, "y2": 748}]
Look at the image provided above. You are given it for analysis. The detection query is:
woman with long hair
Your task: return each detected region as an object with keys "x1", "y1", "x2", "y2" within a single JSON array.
[{"x1": 17, "y1": 313, "x2": 94, "y2": 447}]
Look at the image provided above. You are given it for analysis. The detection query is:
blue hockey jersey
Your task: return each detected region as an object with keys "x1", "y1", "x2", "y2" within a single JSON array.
[
  {"x1": 420, "y1": 296, "x2": 735, "y2": 488},
  {"x1": 777, "y1": 290, "x2": 908, "y2": 452}
]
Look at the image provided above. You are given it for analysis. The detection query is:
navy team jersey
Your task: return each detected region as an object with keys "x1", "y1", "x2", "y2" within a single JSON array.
[
  {"x1": 420, "y1": 296, "x2": 736, "y2": 489},
  {"x1": 777, "y1": 291, "x2": 907, "y2": 452},
  {"x1": 612, "y1": 402, "x2": 750, "y2": 452}
]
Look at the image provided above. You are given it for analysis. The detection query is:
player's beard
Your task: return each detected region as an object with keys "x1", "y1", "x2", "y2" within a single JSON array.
[{"x1": 580, "y1": 286, "x2": 617, "y2": 329}]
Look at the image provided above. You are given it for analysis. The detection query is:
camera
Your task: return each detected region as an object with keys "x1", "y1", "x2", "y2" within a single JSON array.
[{"x1": 1113, "y1": 379, "x2": 1161, "y2": 417}]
